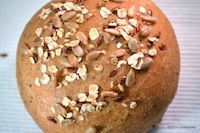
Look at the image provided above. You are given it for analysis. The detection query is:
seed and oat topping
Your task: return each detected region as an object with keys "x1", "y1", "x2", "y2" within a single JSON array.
[
  {"x1": 26, "y1": 0, "x2": 161, "y2": 126},
  {"x1": 50, "y1": 84, "x2": 107, "y2": 125}
]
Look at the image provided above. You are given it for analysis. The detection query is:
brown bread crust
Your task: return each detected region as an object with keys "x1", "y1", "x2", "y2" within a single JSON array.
[{"x1": 16, "y1": 0, "x2": 180, "y2": 132}]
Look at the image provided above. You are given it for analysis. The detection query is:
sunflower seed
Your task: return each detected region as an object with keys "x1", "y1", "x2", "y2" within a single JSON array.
[
  {"x1": 127, "y1": 37, "x2": 138, "y2": 53},
  {"x1": 128, "y1": 6, "x2": 135, "y2": 17},
  {"x1": 118, "y1": 29, "x2": 129, "y2": 40},
  {"x1": 125, "y1": 69, "x2": 135, "y2": 87},
  {"x1": 65, "y1": 22, "x2": 79, "y2": 30},
  {"x1": 141, "y1": 57, "x2": 153, "y2": 70},
  {"x1": 86, "y1": 51, "x2": 103, "y2": 62},
  {"x1": 89, "y1": 28, "x2": 99, "y2": 41},
  {"x1": 68, "y1": 54, "x2": 78, "y2": 67},
  {"x1": 117, "y1": 8, "x2": 127, "y2": 18},
  {"x1": 53, "y1": 17, "x2": 63, "y2": 28},
  {"x1": 140, "y1": 15, "x2": 158, "y2": 23},
  {"x1": 103, "y1": 32, "x2": 111, "y2": 44},
  {"x1": 87, "y1": 44, "x2": 95, "y2": 50},
  {"x1": 70, "y1": 40, "x2": 80, "y2": 47},
  {"x1": 123, "y1": 24, "x2": 135, "y2": 34},
  {"x1": 139, "y1": 26, "x2": 152, "y2": 38},
  {"x1": 76, "y1": 31, "x2": 88, "y2": 45},
  {"x1": 57, "y1": 56, "x2": 73, "y2": 68},
  {"x1": 53, "y1": 103, "x2": 67, "y2": 116},
  {"x1": 65, "y1": 40, "x2": 80, "y2": 47},
  {"x1": 111, "y1": 49, "x2": 126, "y2": 57},
  {"x1": 104, "y1": 28, "x2": 120, "y2": 36},
  {"x1": 61, "y1": 11, "x2": 76, "y2": 21},
  {"x1": 101, "y1": 91, "x2": 118, "y2": 98},
  {"x1": 72, "y1": 45, "x2": 84, "y2": 57}
]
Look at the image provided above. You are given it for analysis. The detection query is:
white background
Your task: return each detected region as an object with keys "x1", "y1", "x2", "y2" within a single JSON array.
[{"x1": 0, "y1": 0, "x2": 200, "y2": 133}]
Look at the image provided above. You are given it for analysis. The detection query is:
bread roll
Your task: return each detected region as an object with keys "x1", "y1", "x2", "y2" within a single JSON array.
[{"x1": 16, "y1": 0, "x2": 180, "y2": 132}]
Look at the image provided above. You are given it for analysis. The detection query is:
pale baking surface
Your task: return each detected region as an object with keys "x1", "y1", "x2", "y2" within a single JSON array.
[{"x1": 0, "y1": 0, "x2": 199, "y2": 133}]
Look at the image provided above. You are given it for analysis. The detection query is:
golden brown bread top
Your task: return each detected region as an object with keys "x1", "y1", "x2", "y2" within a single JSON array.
[{"x1": 16, "y1": 0, "x2": 180, "y2": 133}]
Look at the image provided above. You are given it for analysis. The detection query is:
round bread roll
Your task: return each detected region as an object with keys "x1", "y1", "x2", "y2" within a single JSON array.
[{"x1": 16, "y1": 0, "x2": 180, "y2": 133}]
